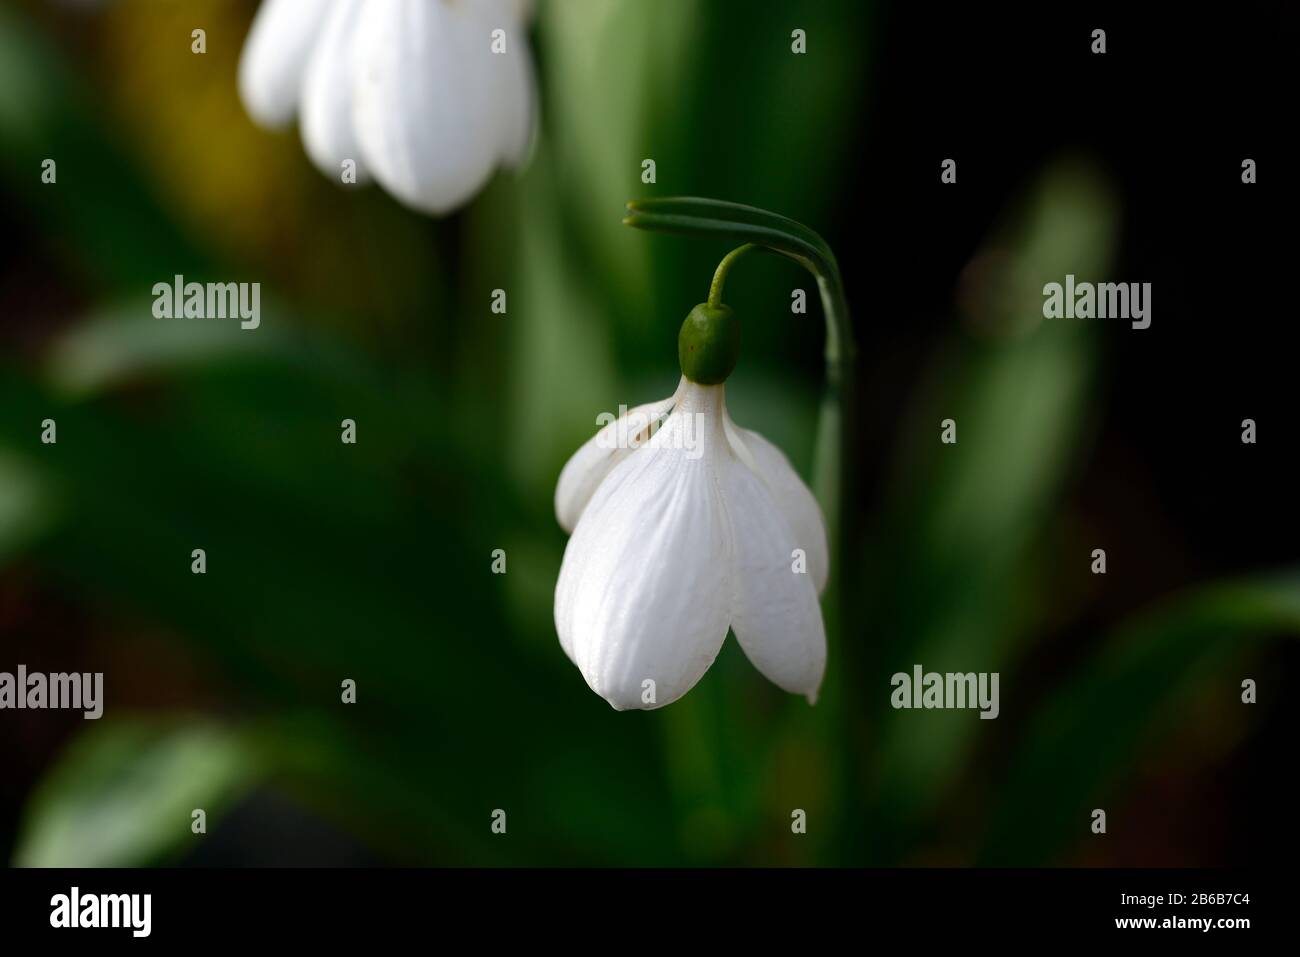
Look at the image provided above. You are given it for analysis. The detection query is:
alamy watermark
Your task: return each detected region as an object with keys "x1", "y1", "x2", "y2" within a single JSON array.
[
  {"x1": 0, "y1": 666, "x2": 103, "y2": 719},
  {"x1": 891, "y1": 664, "x2": 999, "y2": 719},
  {"x1": 50, "y1": 887, "x2": 151, "y2": 938},
  {"x1": 1043, "y1": 274, "x2": 1151, "y2": 329},
  {"x1": 152, "y1": 274, "x2": 260, "y2": 330},
  {"x1": 595, "y1": 406, "x2": 705, "y2": 460}
]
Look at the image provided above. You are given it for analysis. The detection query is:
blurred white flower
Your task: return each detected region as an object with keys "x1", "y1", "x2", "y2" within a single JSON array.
[
  {"x1": 554, "y1": 377, "x2": 829, "y2": 711},
  {"x1": 239, "y1": 0, "x2": 536, "y2": 215}
]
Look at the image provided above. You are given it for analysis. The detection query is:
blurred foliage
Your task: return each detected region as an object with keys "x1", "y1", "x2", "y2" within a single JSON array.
[
  {"x1": 15, "y1": 719, "x2": 256, "y2": 867},
  {"x1": 859, "y1": 162, "x2": 1117, "y2": 860},
  {"x1": 982, "y1": 573, "x2": 1300, "y2": 864},
  {"x1": 0, "y1": 0, "x2": 1294, "y2": 867}
]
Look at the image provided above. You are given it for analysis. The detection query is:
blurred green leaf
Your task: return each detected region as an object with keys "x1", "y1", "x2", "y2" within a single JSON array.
[
  {"x1": 861, "y1": 160, "x2": 1120, "y2": 858},
  {"x1": 538, "y1": 0, "x2": 868, "y2": 366},
  {"x1": 14, "y1": 718, "x2": 257, "y2": 867},
  {"x1": 0, "y1": 451, "x2": 57, "y2": 561},
  {"x1": 505, "y1": 165, "x2": 619, "y2": 497},
  {"x1": 537, "y1": 0, "x2": 701, "y2": 320},
  {"x1": 0, "y1": 4, "x2": 207, "y2": 290},
  {"x1": 981, "y1": 571, "x2": 1300, "y2": 864},
  {"x1": 45, "y1": 302, "x2": 275, "y2": 397}
]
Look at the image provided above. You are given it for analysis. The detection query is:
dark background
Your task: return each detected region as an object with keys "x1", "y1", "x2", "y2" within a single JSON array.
[{"x1": 850, "y1": 2, "x2": 1295, "y2": 867}]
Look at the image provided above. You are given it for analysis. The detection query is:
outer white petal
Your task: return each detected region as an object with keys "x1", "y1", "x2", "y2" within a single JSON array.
[
  {"x1": 352, "y1": 0, "x2": 501, "y2": 215},
  {"x1": 238, "y1": 0, "x2": 333, "y2": 129},
  {"x1": 725, "y1": 415, "x2": 830, "y2": 595},
  {"x1": 724, "y1": 453, "x2": 827, "y2": 703},
  {"x1": 300, "y1": 0, "x2": 370, "y2": 182},
  {"x1": 554, "y1": 379, "x2": 685, "y2": 534},
  {"x1": 483, "y1": 3, "x2": 537, "y2": 167},
  {"x1": 555, "y1": 384, "x2": 732, "y2": 710}
]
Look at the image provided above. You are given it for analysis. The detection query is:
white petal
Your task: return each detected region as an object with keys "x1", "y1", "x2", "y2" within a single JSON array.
[
  {"x1": 352, "y1": 0, "x2": 502, "y2": 215},
  {"x1": 486, "y1": 9, "x2": 536, "y2": 167},
  {"x1": 554, "y1": 379, "x2": 685, "y2": 534},
  {"x1": 726, "y1": 415, "x2": 830, "y2": 594},
  {"x1": 238, "y1": 0, "x2": 333, "y2": 129},
  {"x1": 724, "y1": 454, "x2": 827, "y2": 703},
  {"x1": 300, "y1": 0, "x2": 370, "y2": 181},
  {"x1": 555, "y1": 384, "x2": 732, "y2": 710}
]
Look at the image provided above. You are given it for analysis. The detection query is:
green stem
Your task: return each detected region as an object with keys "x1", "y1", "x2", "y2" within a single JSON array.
[
  {"x1": 623, "y1": 199, "x2": 855, "y2": 528},
  {"x1": 708, "y1": 244, "x2": 755, "y2": 308},
  {"x1": 621, "y1": 199, "x2": 856, "y2": 384},
  {"x1": 700, "y1": 242, "x2": 853, "y2": 521}
]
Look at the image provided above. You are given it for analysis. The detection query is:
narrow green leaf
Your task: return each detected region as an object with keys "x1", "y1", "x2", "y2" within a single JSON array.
[
  {"x1": 14, "y1": 719, "x2": 258, "y2": 867},
  {"x1": 625, "y1": 196, "x2": 839, "y2": 268},
  {"x1": 980, "y1": 572, "x2": 1300, "y2": 864},
  {"x1": 623, "y1": 197, "x2": 839, "y2": 284},
  {"x1": 861, "y1": 160, "x2": 1120, "y2": 856}
]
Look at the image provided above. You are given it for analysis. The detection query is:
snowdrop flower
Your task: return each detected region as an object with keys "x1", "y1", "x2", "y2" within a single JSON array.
[
  {"x1": 238, "y1": 0, "x2": 536, "y2": 215},
  {"x1": 554, "y1": 303, "x2": 829, "y2": 711}
]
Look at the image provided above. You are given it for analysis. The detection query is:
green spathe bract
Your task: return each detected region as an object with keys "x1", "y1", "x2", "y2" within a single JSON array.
[{"x1": 678, "y1": 302, "x2": 740, "y2": 385}]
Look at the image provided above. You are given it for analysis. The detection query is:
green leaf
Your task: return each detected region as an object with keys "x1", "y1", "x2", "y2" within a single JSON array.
[
  {"x1": 504, "y1": 165, "x2": 619, "y2": 497},
  {"x1": 980, "y1": 572, "x2": 1300, "y2": 864},
  {"x1": 0, "y1": 451, "x2": 57, "y2": 563},
  {"x1": 861, "y1": 160, "x2": 1121, "y2": 855},
  {"x1": 0, "y1": 4, "x2": 207, "y2": 291},
  {"x1": 624, "y1": 197, "x2": 840, "y2": 279},
  {"x1": 44, "y1": 303, "x2": 274, "y2": 398},
  {"x1": 14, "y1": 719, "x2": 258, "y2": 867},
  {"x1": 536, "y1": 0, "x2": 708, "y2": 329}
]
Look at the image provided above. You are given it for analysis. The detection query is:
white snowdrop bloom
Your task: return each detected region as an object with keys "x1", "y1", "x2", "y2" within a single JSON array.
[
  {"x1": 554, "y1": 303, "x2": 830, "y2": 711},
  {"x1": 238, "y1": 0, "x2": 536, "y2": 214}
]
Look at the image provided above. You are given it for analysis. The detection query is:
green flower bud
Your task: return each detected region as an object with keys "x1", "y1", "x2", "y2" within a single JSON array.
[{"x1": 678, "y1": 302, "x2": 740, "y2": 385}]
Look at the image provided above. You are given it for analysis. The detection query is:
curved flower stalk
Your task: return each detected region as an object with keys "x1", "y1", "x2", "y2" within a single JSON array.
[
  {"x1": 620, "y1": 198, "x2": 855, "y2": 529},
  {"x1": 238, "y1": 0, "x2": 536, "y2": 215},
  {"x1": 554, "y1": 209, "x2": 853, "y2": 711}
]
